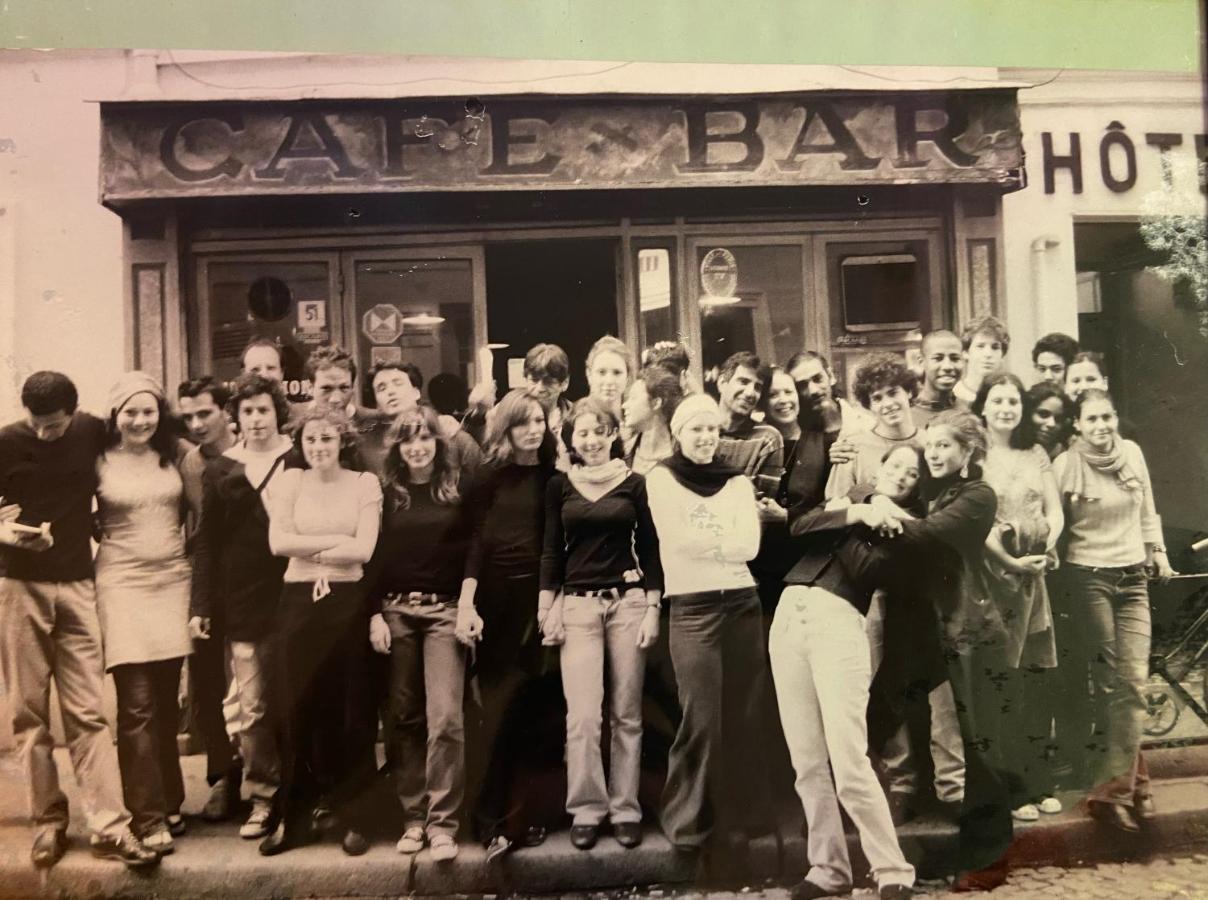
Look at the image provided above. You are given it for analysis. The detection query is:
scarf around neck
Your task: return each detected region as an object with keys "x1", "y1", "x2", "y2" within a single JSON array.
[
  {"x1": 661, "y1": 450, "x2": 742, "y2": 498},
  {"x1": 1060, "y1": 436, "x2": 1142, "y2": 502},
  {"x1": 568, "y1": 458, "x2": 629, "y2": 501}
]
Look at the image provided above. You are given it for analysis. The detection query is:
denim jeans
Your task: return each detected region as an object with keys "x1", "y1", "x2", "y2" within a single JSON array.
[
  {"x1": 1062, "y1": 563, "x2": 1152, "y2": 807},
  {"x1": 229, "y1": 639, "x2": 279, "y2": 804},
  {"x1": 112, "y1": 657, "x2": 187, "y2": 836},
  {"x1": 660, "y1": 586, "x2": 770, "y2": 848},
  {"x1": 0, "y1": 578, "x2": 130, "y2": 839},
  {"x1": 385, "y1": 602, "x2": 466, "y2": 839},
  {"x1": 769, "y1": 587, "x2": 915, "y2": 892},
  {"x1": 560, "y1": 589, "x2": 648, "y2": 826}
]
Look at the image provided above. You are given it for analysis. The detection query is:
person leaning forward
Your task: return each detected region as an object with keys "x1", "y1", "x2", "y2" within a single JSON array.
[{"x1": 0, "y1": 371, "x2": 159, "y2": 869}]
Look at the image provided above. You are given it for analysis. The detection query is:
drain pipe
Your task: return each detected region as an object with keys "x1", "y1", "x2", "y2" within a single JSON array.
[{"x1": 1031, "y1": 235, "x2": 1061, "y2": 340}]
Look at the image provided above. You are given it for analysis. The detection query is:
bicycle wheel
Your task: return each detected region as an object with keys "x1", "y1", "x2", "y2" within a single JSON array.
[{"x1": 1143, "y1": 684, "x2": 1180, "y2": 737}]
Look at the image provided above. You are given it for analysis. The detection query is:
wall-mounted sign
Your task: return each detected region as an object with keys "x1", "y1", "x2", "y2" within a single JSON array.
[
  {"x1": 700, "y1": 248, "x2": 738, "y2": 298},
  {"x1": 100, "y1": 92, "x2": 1023, "y2": 203},
  {"x1": 370, "y1": 346, "x2": 403, "y2": 366},
  {"x1": 297, "y1": 299, "x2": 327, "y2": 331},
  {"x1": 362, "y1": 303, "x2": 403, "y2": 344},
  {"x1": 1041, "y1": 123, "x2": 1208, "y2": 195}
]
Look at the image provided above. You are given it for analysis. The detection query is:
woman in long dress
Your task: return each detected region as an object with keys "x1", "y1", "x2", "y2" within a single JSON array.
[
  {"x1": 973, "y1": 373, "x2": 1064, "y2": 822},
  {"x1": 95, "y1": 371, "x2": 193, "y2": 855}
]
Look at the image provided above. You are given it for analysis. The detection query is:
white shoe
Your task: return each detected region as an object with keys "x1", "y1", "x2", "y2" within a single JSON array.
[
  {"x1": 1037, "y1": 796, "x2": 1063, "y2": 814},
  {"x1": 396, "y1": 826, "x2": 425, "y2": 854},
  {"x1": 429, "y1": 834, "x2": 458, "y2": 862},
  {"x1": 240, "y1": 803, "x2": 274, "y2": 839},
  {"x1": 141, "y1": 827, "x2": 175, "y2": 855},
  {"x1": 1012, "y1": 803, "x2": 1040, "y2": 822}
]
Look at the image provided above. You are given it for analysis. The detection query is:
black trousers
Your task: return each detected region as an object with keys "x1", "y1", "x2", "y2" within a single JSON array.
[
  {"x1": 113, "y1": 657, "x2": 187, "y2": 836},
  {"x1": 189, "y1": 631, "x2": 240, "y2": 784},
  {"x1": 273, "y1": 583, "x2": 376, "y2": 832},
  {"x1": 465, "y1": 571, "x2": 566, "y2": 842}
]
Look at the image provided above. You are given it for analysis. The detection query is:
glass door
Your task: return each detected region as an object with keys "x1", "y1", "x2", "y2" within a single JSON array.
[
  {"x1": 194, "y1": 252, "x2": 342, "y2": 402},
  {"x1": 685, "y1": 236, "x2": 811, "y2": 390},
  {"x1": 341, "y1": 246, "x2": 487, "y2": 406}
]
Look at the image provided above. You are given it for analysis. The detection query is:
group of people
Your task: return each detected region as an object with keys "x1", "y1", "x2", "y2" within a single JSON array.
[{"x1": 0, "y1": 319, "x2": 1171, "y2": 898}]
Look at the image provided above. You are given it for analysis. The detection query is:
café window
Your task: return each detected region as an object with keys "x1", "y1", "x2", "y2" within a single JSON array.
[
  {"x1": 688, "y1": 240, "x2": 806, "y2": 387},
  {"x1": 839, "y1": 254, "x2": 923, "y2": 333},
  {"x1": 635, "y1": 245, "x2": 677, "y2": 350},
  {"x1": 195, "y1": 255, "x2": 340, "y2": 401}
]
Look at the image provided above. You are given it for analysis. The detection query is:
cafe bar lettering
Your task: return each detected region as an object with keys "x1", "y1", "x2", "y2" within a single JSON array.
[{"x1": 100, "y1": 92, "x2": 1023, "y2": 201}]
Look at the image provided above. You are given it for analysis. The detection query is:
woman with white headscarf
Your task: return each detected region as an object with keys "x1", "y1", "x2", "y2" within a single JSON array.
[
  {"x1": 644, "y1": 394, "x2": 768, "y2": 857},
  {"x1": 95, "y1": 371, "x2": 192, "y2": 855}
]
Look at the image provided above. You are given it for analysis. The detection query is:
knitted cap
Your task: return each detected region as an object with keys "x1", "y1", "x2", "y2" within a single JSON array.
[
  {"x1": 107, "y1": 370, "x2": 164, "y2": 416},
  {"x1": 669, "y1": 392, "x2": 721, "y2": 437}
]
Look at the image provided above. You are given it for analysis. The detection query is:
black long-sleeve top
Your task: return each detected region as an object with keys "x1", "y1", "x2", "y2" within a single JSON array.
[
  {"x1": 795, "y1": 475, "x2": 998, "y2": 655},
  {"x1": 190, "y1": 449, "x2": 301, "y2": 641},
  {"x1": 465, "y1": 461, "x2": 555, "y2": 580},
  {"x1": 539, "y1": 471, "x2": 664, "y2": 594},
  {"x1": 367, "y1": 482, "x2": 474, "y2": 611},
  {"x1": 783, "y1": 486, "x2": 901, "y2": 615}
]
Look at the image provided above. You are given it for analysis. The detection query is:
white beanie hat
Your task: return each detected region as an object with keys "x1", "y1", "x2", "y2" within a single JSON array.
[{"x1": 669, "y1": 393, "x2": 721, "y2": 437}]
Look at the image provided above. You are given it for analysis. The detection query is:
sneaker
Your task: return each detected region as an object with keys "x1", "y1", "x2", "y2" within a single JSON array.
[
  {"x1": 484, "y1": 834, "x2": 512, "y2": 864},
  {"x1": 240, "y1": 803, "x2": 274, "y2": 840},
  {"x1": 90, "y1": 830, "x2": 161, "y2": 868},
  {"x1": 429, "y1": 834, "x2": 459, "y2": 862},
  {"x1": 396, "y1": 826, "x2": 425, "y2": 854},
  {"x1": 31, "y1": 826, "x2": 68, "y2": 869},
  {"x1": 1011, "y1": 803, "x2": 1040, "y2": 822},
  {"x1": 140, "y1": 827, "x2": 175, "y2": 855},
  {"x1": 1037, "y1": 796, "x2": 1063, "y2": 815},
  {"x1": 166, "y1": 813, "x2": 186, "y2": 837}
]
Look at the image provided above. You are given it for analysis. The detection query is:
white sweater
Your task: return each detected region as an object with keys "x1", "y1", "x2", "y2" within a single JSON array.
[{"x1": 645, "y1": 466, "x2": 760, "y2": 597}]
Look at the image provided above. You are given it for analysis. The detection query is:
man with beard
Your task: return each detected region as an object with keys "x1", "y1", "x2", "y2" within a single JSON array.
[{"x1": 913, "y1": 330, "x2": 964, "y2": 427}]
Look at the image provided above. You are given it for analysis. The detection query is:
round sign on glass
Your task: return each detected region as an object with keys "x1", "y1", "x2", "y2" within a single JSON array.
[{"x1": 700, "y1": 248, "x2": 738, "y2": 298}]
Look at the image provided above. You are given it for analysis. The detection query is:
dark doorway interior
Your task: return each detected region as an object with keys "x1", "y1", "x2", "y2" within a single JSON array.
[{"x1": 486, "y1": 240, "x2": 620, "y2": 400}]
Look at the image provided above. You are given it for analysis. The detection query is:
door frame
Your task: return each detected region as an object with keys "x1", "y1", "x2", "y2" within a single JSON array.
[
  {"x1": 191, "y1": 250, "x2": 343, "y2": 379},
  {"x1": 338, "y1": 244, "x2": 488, "y2": 384}
]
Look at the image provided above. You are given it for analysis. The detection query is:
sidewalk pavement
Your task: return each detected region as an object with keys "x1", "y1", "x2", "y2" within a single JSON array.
[{"x1": 0, "y1": 747, "x2": 1205, "y2": 898}]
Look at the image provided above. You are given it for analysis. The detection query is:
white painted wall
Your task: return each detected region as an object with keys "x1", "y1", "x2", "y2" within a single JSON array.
[
  {"x1": 1001, "y1": 68, "x2": 1205, "y2": 373},
  {"x1": 0, "y1": 50, "x2": 129, "y2": 421}
]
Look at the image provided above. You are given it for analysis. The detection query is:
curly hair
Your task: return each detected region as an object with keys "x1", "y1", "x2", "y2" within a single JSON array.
[
  {"x1": 562, "y1": 397, "x2": 620, "y2": 466},
  {"x1": 925, "y1": 409, "x2": 988, "y2": 469},
  {"x1": 852, "y1": 353, "x2": 919, "y2": 408},
  {"x1": 972, "y1": 372, "x2": 1035, "y2": 450},
  {"x1": 482, "y1": 388, "x2": 557, "y2": 467},
  {"x1": 290, "y1": 405, "x2": 355, "y2": 468},
  {"x1": 383, "y1": 404, "x2": 460, "y2": 509},
  {"x1": 227, "y1": 373, "x2": 290, "y2": 435}
]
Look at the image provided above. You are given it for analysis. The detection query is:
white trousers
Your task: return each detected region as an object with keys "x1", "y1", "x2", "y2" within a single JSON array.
[{"x1": 769, "y1": 586, "x2": 915, "y2": 892}]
